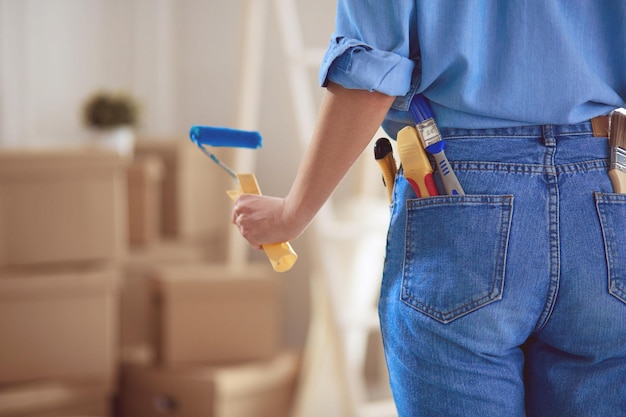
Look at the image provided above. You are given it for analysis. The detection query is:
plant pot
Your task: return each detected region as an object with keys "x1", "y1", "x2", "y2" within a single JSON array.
[{"x1": 93, "y1": 125, "x2": 136, "y2": 158}]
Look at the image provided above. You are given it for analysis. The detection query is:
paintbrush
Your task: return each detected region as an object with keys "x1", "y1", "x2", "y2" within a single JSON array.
[{"x1": 609, "y1": 108, "x2": 626, "y2": 194}]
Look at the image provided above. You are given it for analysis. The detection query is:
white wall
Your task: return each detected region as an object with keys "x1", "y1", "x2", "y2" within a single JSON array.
[
  {"x1": 0, "y1": 0, "x2": 334, "y2": 144},
  {"x1": 0, "y1": 0, "x2": 337, "y2": 348}
]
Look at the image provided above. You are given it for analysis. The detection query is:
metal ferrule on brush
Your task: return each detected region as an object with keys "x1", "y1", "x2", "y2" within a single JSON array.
[
  {"x1": 611, "y1": 145, "x2": 626, "y2": 173},
  {"x1": 410, "y1": 95, "x2": 443, "y2": 149},
  {"x1": 415, "y1": 118, "x2": 442, "y2": 149}
]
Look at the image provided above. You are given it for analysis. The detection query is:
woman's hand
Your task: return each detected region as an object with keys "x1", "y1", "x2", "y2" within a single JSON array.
[{"x1": 231, "y1": 194, "x2": 305, "y2": 249}]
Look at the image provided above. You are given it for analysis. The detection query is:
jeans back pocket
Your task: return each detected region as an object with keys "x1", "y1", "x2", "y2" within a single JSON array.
[
  {"x1": 401, "y1": 195, "x2": 514, "y2": 323},
  {"x1": 595, "y1": 193, "x2": 626, "y2": 304}
]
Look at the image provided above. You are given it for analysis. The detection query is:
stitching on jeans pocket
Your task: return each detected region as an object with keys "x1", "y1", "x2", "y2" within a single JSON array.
[
  {"x1": 401, "y1": 195, "x2": 514, "y2": 323},
  {"x1": 595, "y1": 192, "x2": 626, "y2": 305}
]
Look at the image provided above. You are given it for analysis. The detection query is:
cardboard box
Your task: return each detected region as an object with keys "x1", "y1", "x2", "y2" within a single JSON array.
[
  {"x1": 120, "y1": 240, "x2": 212, "y2": 363},
  {"x1": 134, "y1": 138, "x2": 232, "y2": 242},
  {"x1": 0, "y1": 265, "x2": 120, "y2": 385},
  {"x1": 127, "y1": 155, "x2": 165, "y2": 247},
  {"x1": 119, "y1": 350, "x2": 299, "y2": 417},
  {"x1": 0, "y1": 148, "x2": 128, "y2": 267},
  {"x1": 0, "y1": 380, "x2": 110, "y2": 417},
  {"x1": 151, "y1": 262, "x2": 284, "y2": 366}
]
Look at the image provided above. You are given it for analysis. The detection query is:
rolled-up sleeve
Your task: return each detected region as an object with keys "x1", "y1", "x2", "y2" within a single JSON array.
[{"x1": 319, "y1": 0, "x2": 418, "y2": 98}]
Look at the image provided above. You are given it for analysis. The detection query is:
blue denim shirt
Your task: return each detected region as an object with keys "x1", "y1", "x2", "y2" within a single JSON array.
[{"x1": 319, "y1": 1, "x2": 626, "y2": 135}]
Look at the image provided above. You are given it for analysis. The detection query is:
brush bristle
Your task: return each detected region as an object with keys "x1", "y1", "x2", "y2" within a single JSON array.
[
  {"x1": 609, "y1": 108, "x2": 626, "y2": 149},
  {"x1": 189, "y1": 126, "x2": 262, "y2": 149}
]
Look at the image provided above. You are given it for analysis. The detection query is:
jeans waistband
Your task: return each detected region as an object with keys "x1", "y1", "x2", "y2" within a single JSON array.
[{"x1": 440, "y1": 116, "x2": 609, "y2": 140}]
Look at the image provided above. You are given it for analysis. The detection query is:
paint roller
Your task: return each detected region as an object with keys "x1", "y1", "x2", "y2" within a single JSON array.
[{"x1": 189, "y1": 125, "x2": 298, "y2": 272}]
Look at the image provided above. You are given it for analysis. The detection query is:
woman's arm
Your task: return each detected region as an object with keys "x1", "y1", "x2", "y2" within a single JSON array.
[{"x1": 231, "y1": 81, "x2": 395, "y2": 249}]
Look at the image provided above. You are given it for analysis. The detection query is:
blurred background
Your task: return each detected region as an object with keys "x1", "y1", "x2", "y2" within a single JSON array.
[{"x1": 0, "y1": 1, "x2": 396, "y2": 416}]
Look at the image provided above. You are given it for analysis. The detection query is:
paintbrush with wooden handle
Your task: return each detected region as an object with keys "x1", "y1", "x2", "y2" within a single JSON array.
[{"x1": 609, "y1": 108, "x2": 626, "y2": 193}]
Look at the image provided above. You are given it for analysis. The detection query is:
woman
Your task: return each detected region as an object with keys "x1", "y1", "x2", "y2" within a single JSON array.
[{"x1": 232, "y1": 2, "x2": 626, "y2": 415}]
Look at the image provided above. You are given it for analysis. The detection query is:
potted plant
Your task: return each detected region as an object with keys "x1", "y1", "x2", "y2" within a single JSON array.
[{"x1": 83, "y1": 90, "x2": 140, "y2": 157}]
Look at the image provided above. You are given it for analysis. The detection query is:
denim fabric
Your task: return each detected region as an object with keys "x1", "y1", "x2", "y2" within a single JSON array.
[{"x1": 379, "y1": 121, "x2": 626, "y2": 416}]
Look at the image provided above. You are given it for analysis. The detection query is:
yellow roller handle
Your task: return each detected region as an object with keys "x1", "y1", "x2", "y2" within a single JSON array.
[{"x1": 227, "y1": 173, "x2": 298, "y2": 272}]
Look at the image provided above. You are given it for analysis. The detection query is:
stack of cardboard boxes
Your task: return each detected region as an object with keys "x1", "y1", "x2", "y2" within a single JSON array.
[
  {"x1": 0, "y1": 140, "x2": 299, "y2": 417},
  {"x1": 119, "y1": 262, "x2": 298, "y2": 417},
  {"x1": 0, "y1": 149, "x2": 126, "y2": 416},
  {"x1": 117, "y1": 139, "x2": 299, "y2": 417}
]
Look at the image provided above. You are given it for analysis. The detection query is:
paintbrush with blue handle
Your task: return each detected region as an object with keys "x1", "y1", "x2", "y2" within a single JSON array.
[{"x1": 409, "y1": 94, "x2": 464, "y2": 195}]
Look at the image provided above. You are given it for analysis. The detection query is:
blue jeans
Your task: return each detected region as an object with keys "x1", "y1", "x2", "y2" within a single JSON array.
[{"x1": 379, "y1": 122, "x2": 626, "y2": 417}]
